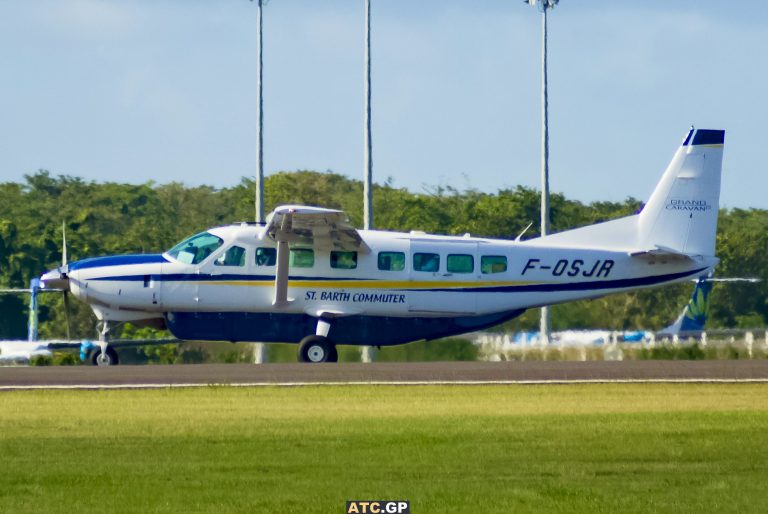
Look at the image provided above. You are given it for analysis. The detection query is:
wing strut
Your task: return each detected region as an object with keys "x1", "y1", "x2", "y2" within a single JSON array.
[{"x1": 273, "y1": 211, "x2": 293, "y2": 307}]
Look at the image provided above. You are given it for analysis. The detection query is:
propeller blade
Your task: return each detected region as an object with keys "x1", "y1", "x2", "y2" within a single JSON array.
[{"x1": 62, "y1": 221, "x2": 68, "y2": 267}]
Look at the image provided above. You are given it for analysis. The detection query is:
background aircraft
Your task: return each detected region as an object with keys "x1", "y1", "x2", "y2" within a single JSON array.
[
  {"x1": 658, "y1": 275, "x2": 760, "y2": 338},
  {"x1": 0, "y1": 340, "x2": 52, "y2": 364},
  {"x1": 485, "y1": 274, "x2": 761, "y2": 351}
]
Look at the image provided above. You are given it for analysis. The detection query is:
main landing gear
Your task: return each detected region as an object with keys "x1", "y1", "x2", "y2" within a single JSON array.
[
  {"x1": 91, "y1": 321, "x2": 119, "y2": 366},
  {"x1": 298, "y1": 317, "x2": 338, "y2": 363},
  {"x1": 298, "y1": 335, "x2": 338, "y2": 363}
]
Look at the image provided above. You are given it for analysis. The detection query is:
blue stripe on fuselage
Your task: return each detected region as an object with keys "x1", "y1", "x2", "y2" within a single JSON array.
[
  {"x1": 85, "y1": 267, "x2": 708, "y2": 294},
  {"x1": 68, "y1": 254, "x2": 169, "y2": 271},
  {"x1": 417, "y1": 267, "x2": 709, "y2": 293}
]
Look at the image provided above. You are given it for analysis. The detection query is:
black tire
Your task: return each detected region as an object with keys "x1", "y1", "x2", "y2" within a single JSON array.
[
  {"x1": 298, "y1": 335, "x2": 336, "y2": 363},
  {"x1": 327, "y1": 345, "x2": 339, "y2": 363},
  {"x1": 91, "y1": 346, "x2": 119, "y2": 366}
]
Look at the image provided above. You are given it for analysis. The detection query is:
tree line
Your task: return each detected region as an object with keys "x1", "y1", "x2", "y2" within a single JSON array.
[{"x1": 0, "y1": 170, "x2": 765, "y2": 340}]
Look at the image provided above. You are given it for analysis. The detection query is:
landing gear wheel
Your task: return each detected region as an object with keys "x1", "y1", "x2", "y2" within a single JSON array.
[
  {"x1": 91, "y1": 346, "x2": 119, "y2": 366},
  {"x1": 328, "y1": 345, "x2": 339, "y2": 363},
  {"x1": 298, "y1": 335, "x2": 336, "y2": 363}
]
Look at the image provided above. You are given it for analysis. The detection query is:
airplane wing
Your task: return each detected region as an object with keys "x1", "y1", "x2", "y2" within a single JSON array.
[
  {"x1": 263, "y1": 205, "x2": 370, "y2": 308},
  {"x1": 0, "y1": 287, "x2": 64, "y2": 294},
  {"x1": 264, "y1": 205, "x2": 371, "y2": 253},
  {"x1": 47, "y1": 338, "x2": 182, "y2": 350}
]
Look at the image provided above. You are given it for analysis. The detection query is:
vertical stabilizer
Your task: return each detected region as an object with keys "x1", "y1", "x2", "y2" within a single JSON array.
[
  {"x1": 660, "y1": 276, "x2": 713, "y2": 335},
  {"x1": 638, "y1": 128, "x2": 724, "y2": 256}
]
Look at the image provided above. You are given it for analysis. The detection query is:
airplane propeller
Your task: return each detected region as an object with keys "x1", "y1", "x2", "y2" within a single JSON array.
[{"x1": 36, "y1": 221, "x2": 73, "y2": 339}]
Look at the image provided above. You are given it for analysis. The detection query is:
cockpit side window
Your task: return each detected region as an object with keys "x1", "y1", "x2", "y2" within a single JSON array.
[
  {"x1": 215, "y1": 246, "x2": 246, "y2": 267},
  {"x1": 255, "y1": 247, "x2": 277, "y2": 266},
  {"x1": 167, "y1": 232, "x2": 223, "y2": 265}
]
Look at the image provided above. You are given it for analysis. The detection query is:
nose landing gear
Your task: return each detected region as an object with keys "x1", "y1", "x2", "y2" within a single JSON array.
[
  {"x1": 92, "y1": 346, "x2": 119, "y2": 366},
  {"x1": 91, "y1": 321, "x2": 119, "y2": 366}
]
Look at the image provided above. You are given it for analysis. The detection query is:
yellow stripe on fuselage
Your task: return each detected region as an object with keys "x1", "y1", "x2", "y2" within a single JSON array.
[{"x1": 199, "y1": 279, "x2": 539, "y2": 289}]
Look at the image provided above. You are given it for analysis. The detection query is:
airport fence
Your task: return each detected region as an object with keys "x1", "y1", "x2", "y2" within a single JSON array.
[{"x1": 472, "y1": 330, "x2": 768, "y2": 361}]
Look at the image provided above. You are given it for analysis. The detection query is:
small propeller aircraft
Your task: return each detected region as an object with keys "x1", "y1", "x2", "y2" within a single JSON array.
[
  {"x1": 658, "y1": 274, "x2": 761, "y2": 337},
  {"x1": 40, "y1": 127, "x2": 725, "y2": 365}
]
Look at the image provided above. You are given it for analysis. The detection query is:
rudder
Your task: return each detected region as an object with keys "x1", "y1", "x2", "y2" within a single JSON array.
[{"x1": 638, "y1": 128, "x2": 724, "y2": 256}]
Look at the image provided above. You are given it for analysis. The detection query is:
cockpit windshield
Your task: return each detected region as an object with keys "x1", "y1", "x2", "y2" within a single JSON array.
[{"x1": 166, "y1": 232, "x2": 223, "y2": 264}]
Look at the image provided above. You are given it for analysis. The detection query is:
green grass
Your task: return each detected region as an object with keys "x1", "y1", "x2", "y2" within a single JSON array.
[{"x1": 1, "y1": 385, "x2": 768, "y2": 513}]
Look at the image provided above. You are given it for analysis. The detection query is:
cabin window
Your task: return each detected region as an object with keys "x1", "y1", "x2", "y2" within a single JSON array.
[
  {"x1": 413, "y1": 252, "x2": 440, "y2": 272},
  {"x1": 481, "y1": 255, "x2": 507, "y2": 274},
  {"x1": 447, "y1": 254, "x2": 474, "y2": 274},
  {"x1": 215, "y1": 245, "x2": 246, "y2": 267},
  {"x1": 331, "y1": 251, "x2": 357, "y2": 270},
  {"x1": 255, "y1": 247, "x2": 276, "y2": 266},
  {"x1": 289, "y1": 248, "x2": 314, "y2": 268},
  {"x1": 378, "y1": 251, "x2": 405, "y2": 271},
  {"x1": 167, "y1": 232, "x2": 223, "y2": 265}
]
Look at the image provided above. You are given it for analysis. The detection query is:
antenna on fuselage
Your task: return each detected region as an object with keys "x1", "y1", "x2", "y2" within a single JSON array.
[{"x1": 515, "y1": 222, "x2": 533, "y2": 242}]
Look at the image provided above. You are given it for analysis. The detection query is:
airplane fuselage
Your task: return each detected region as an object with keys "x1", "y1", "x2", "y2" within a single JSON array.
[{"x1": 62, "y1": 225, "x2": 715, "y2": 346}]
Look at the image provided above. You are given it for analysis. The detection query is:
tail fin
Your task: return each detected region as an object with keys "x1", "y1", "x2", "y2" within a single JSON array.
[
  {"x1": 660, "y1": 275, "x2": 713, "y2": 335},
  {"x1": 638, "y1": 128, "x2": 724, "y2": 256}
]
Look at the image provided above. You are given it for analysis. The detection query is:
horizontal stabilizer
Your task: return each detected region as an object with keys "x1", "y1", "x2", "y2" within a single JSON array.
[{"x1": 628, "y1": 246, "x2": 696, "y2": 262}]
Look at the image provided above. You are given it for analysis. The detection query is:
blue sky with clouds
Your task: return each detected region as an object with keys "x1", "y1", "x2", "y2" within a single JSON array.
[{"x1": 1, "y1": 0, "x2": 766, "y2": 208}]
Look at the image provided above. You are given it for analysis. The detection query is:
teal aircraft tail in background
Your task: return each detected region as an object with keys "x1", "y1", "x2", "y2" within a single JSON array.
[{"x1": 660, "y1": 276, "x2": 713, "y2": 336}]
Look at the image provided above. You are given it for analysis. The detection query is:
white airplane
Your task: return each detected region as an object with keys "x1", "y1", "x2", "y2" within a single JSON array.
[
  {"x1": 41, "y1": 127, "x2": 724, "y2": 365},
  {"x1": 0, "y1": 341, "x2": 53, "y2": 364}
]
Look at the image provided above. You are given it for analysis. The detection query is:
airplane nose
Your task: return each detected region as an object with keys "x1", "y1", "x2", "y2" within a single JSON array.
[{"x1": 40, "y1": 266, "x2": 70, "y2": 291}]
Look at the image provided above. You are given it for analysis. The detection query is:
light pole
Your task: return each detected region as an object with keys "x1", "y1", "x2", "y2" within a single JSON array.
[
  {"x1": 527, "y1": 0, "x2": 558, "y2": 346},
  {"x1": 253, "y1": 0, "x2": 265, "y2": 224},
  {"x1": 364, "y1": 0, "x2": 373, "y2": 232},
  {"x1": 361, "y1": 0, "x2": 375, "y2": 363},
  {"x1": 251, "y1": 0, "x2": 267, "y2": 363}
]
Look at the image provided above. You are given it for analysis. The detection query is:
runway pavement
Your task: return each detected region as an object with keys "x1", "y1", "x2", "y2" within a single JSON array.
[{"x1": 2, "y1": 360, "x2": 768, "y2": 389}]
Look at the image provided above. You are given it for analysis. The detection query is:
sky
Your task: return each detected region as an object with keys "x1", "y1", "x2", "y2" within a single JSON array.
[{"x1": 1, "y1": 0, "x2": 767, "y2": 208}]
